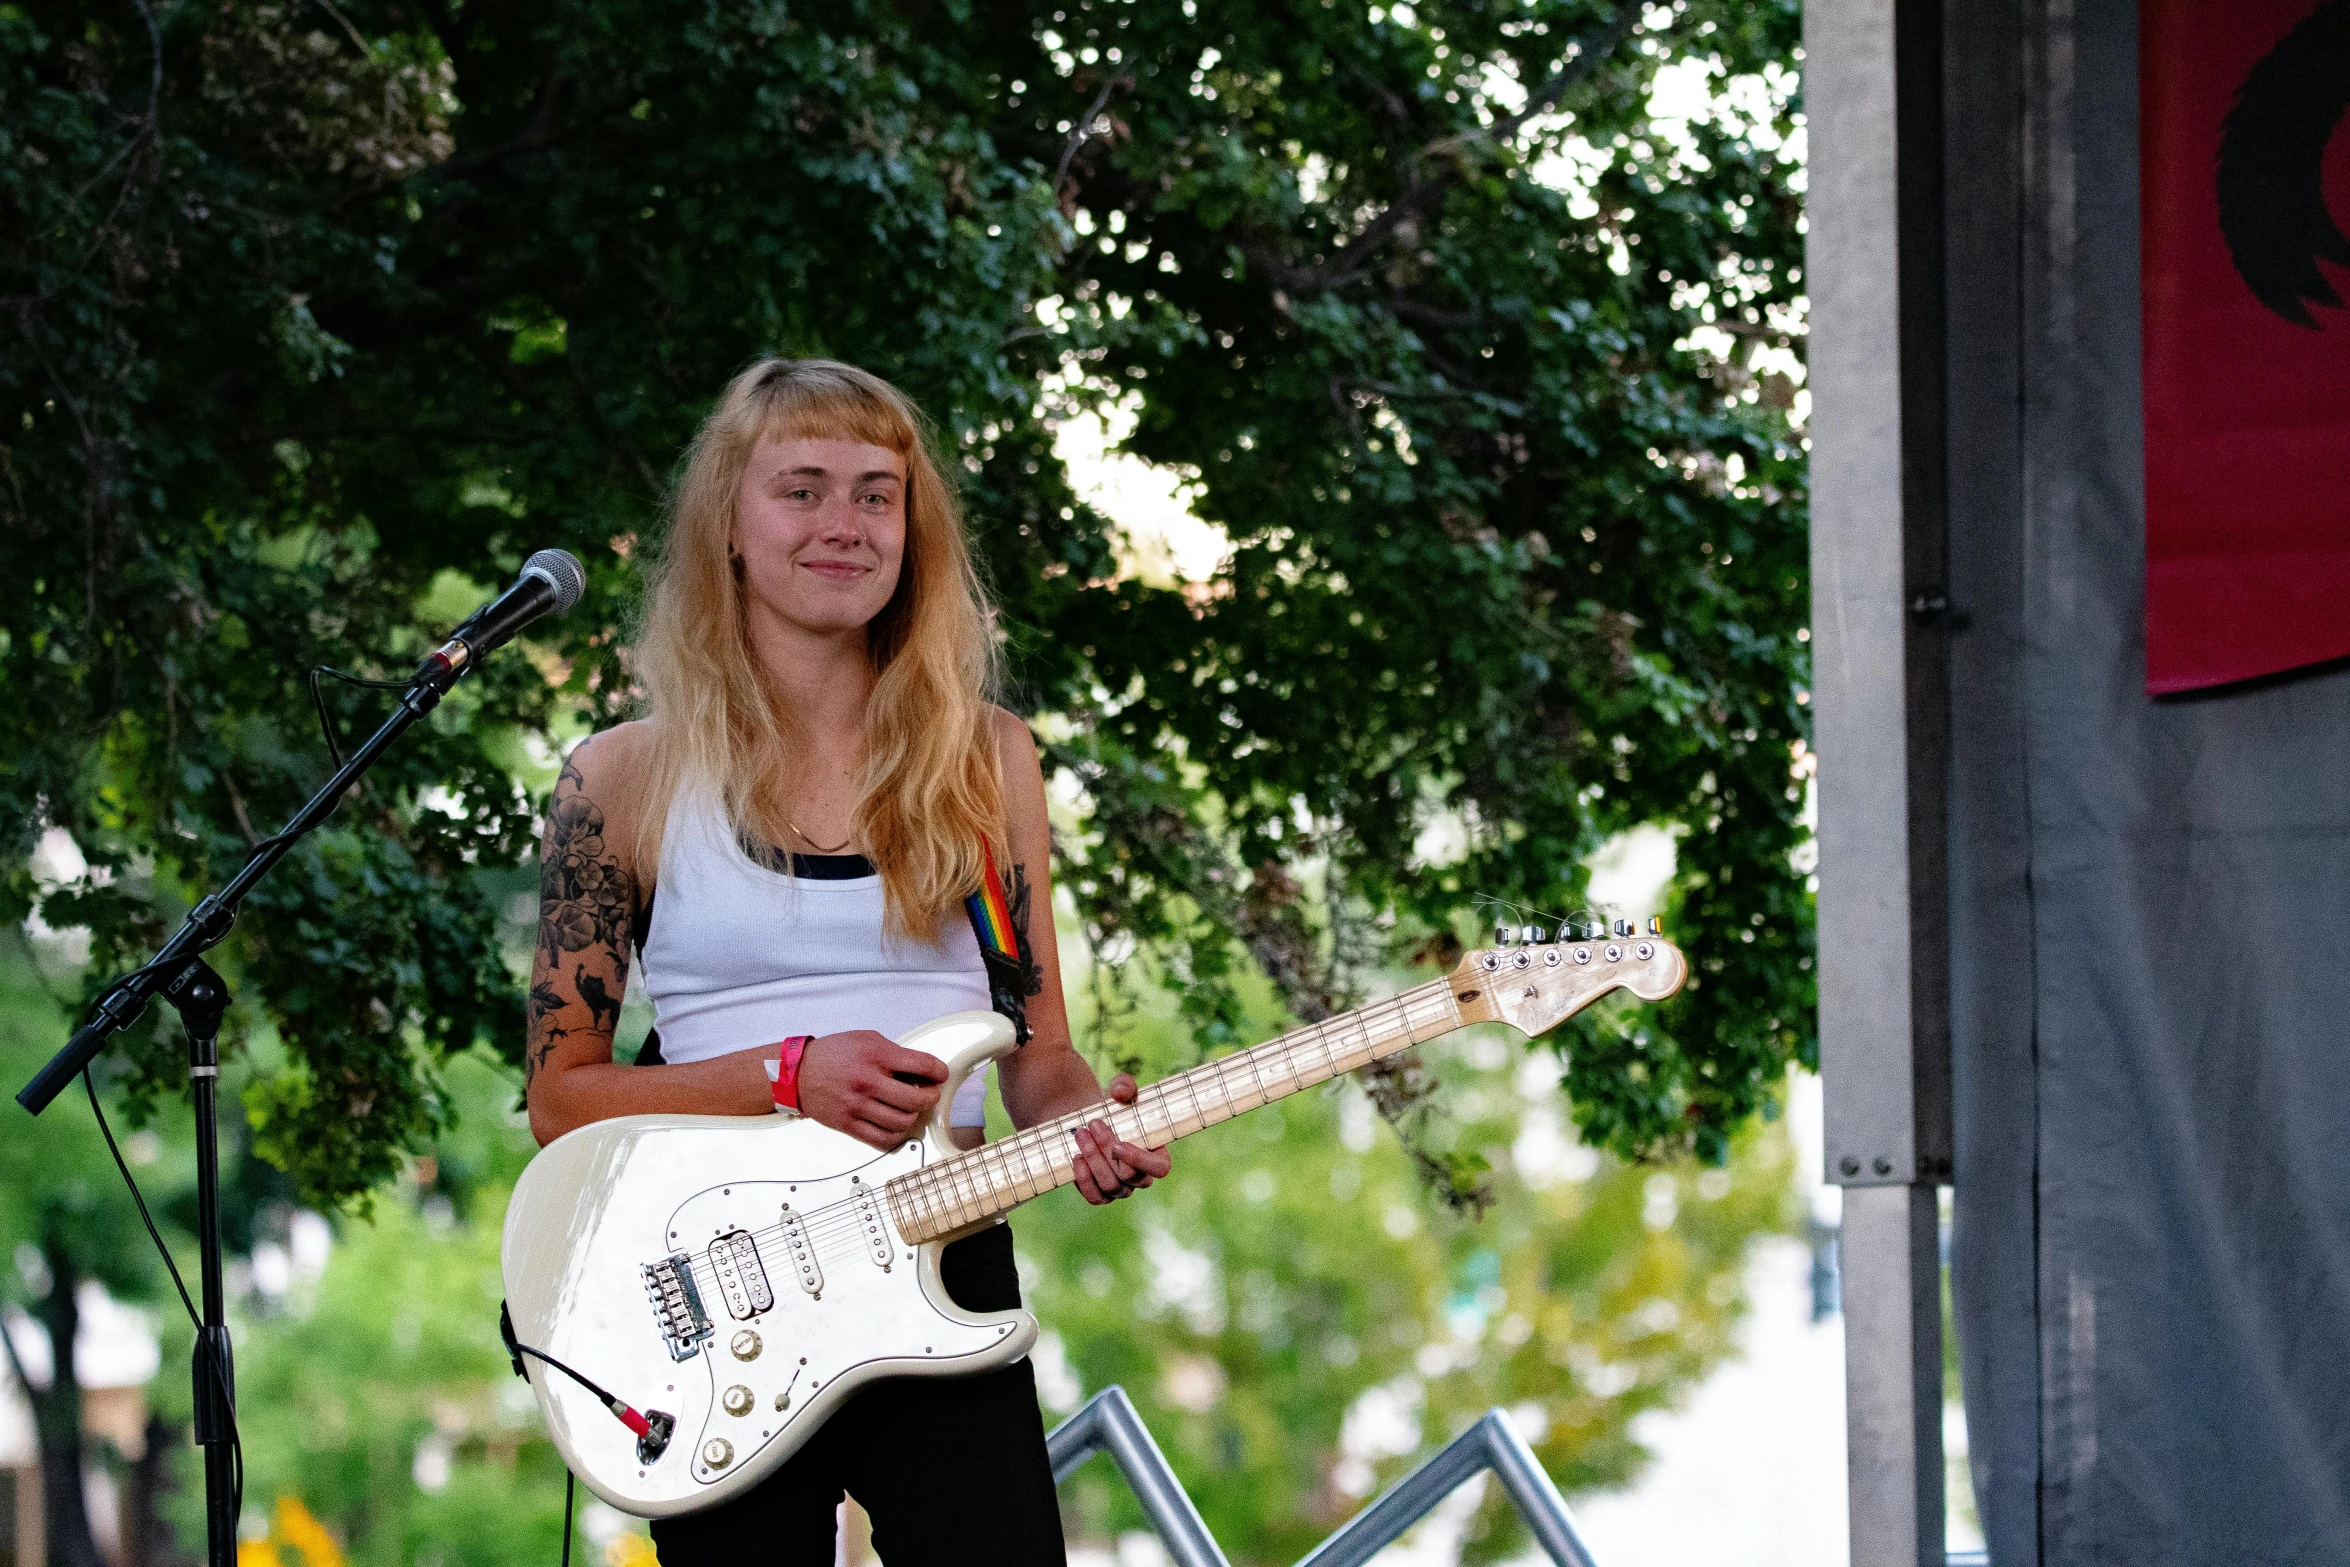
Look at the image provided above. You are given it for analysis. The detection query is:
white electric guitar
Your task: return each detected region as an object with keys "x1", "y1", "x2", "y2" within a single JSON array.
[{"x1": 500, "y1": 922, "x2": 1686, "y2": 1517}]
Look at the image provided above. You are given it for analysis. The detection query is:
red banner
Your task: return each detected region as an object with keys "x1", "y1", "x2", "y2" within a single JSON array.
[{"x1": 2142, "y1": 0, "x2": 2350, "y2": 693}]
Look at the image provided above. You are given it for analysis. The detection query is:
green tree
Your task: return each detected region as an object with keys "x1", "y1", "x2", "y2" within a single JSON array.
[
  {"x1": 4, "y1": 0, "x2": 1809, "y2": 1211},
  {"x1": 0, "y1": 937, "x2": 194, "y2": 1567}
]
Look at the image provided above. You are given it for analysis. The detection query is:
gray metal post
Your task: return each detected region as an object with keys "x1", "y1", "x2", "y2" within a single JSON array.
[
  {"x1": 1048, "y1": 1389, "x2": 1602, "y2": 1567},
  {"x1": 1292, "y1": 1409, "x2": 1600, "y2": 1567},
  {"x1": 1842, "y1": 1185, "x2": 1947, "y2": 1566},
  {"x1": 1048, "y1": 1386, "x2": 1231, "y2": 1567},
  {"x1": 1806, "y1": 0, "x2": 1955, "y2": 1559}
]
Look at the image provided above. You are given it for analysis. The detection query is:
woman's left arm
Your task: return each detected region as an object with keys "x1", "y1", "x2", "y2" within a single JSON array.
[{"x1": 988, "y1": 709, "x2": 1171, "y2": 1205}]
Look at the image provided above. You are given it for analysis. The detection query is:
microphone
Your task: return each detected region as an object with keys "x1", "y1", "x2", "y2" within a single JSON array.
[
  {"x1": 19, "y1": 549, "x2": 587, "y2": 1118},
  {"x1": 415, "y1": 548, "x2": 587, "y2": 689}
]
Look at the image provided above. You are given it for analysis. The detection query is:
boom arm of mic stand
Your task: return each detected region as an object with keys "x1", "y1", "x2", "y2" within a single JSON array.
[{"x1": 16, "y1": 652, "x2": 469, "y2": 1115}]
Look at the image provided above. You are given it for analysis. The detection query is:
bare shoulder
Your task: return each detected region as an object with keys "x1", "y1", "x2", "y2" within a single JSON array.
[
  {"x1": 989, "y1": 708, "x2": 1049, "y2": 851},
  {"x1": 988, "y1": 705, "x2": 1041, "y2": 769},
  {"x1": 564, "y1": 718, "x2": 659, "y2": 791},
  {"x1": 549, "y1": 721, "x2": 660, "y2": 877}
]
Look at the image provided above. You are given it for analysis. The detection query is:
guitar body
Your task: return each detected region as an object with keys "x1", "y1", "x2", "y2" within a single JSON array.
[{"x1": 501, "y1": 1012, "x2": 1034, "y2": 1518}]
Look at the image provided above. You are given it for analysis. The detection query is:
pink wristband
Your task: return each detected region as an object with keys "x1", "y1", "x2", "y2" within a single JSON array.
[{"x1": 770, "y1": 1036, "x2": 813, "y2": 1113}]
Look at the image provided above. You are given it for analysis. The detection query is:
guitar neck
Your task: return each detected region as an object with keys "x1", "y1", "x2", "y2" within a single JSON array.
[{"x1": 885, "y1": 977, "x2": 1463, "y2": 1245}]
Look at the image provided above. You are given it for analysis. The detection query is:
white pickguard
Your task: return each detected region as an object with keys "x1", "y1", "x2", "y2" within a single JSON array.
[{"x1": 501, "y1": 1012, "x2": 1035, "y2": 1517}]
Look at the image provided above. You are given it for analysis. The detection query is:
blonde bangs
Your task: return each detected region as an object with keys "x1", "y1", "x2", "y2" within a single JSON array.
[{"x1": 630, "y1": 358, "x2": 1007, "y2": 939}]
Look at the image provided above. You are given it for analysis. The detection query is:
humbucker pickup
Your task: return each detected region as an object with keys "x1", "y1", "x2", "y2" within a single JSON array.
[
  {"x1": 643, "y1": 1253, "x2": 713, "y2": 1361},
  {"x1": 709, "y1": 1230, "x2": 775, "y2": 1319}
]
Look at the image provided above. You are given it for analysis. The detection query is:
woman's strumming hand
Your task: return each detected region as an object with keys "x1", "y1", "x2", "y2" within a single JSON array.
[
  {"x1": 1072, "y1": 1073, "x2": 1172, "y2": 1205},
  {"x1": 794, "y1": 1030, "x2": 948, "y2": 1149}
]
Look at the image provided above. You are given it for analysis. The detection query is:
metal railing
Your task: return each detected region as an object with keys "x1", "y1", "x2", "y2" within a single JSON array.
[{"x1": 1046, "y1": 1386, "x2": 1602, "y2": 1567}]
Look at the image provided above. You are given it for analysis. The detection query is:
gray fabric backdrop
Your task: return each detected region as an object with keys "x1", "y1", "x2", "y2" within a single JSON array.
[{"x1": 1943, "y1": 0, "x2": 2350, "y2": 1562}]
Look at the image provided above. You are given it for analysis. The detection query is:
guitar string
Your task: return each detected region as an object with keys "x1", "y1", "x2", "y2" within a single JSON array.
[
  {"x1": 871, "y1": 985, "x2": 1445, "y2": 1241},
  {"x1": 671, "y1": 981, "x2": 1464, "y2": 1299},
  {"x1": 662, "y1": 991, "x2": 1428, "y2": 1296},
  {"x1": 675, "y1": 981, "x2": 1467, "y2": 1307},
  {"x1": 684, "y1": 981, "x2": 1462, "y2": 1280},
  {"x1": 881, "y1": 944, "x2": 1622, "y2": 1240}
]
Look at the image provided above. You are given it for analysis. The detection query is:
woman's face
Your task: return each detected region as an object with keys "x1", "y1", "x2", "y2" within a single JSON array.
[{"x1": 733, "y1": 434, "x2": 908, "y2": 640}]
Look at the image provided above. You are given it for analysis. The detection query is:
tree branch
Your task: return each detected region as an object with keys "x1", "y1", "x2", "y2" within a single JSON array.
[
  {"x1": 1458, "y1": 0, "x2": 1644, "y2": 149},
  {"x1": 1054, "y1": 74, "x2": 1129, "y2": 196},
  {"x1": 1248, "y1": 0, "x2": 1641, "y2": 298}
]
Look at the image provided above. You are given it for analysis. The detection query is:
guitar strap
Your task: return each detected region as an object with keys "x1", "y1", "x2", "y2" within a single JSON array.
[{"x1": 963, "y1": 842, "x2": 1040, "y2": 1044}]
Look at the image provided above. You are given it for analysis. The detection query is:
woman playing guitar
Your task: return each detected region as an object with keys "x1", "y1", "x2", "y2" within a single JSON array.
[{"x1": 522, "y1": 357, "x2": 1171, "y2": 1565}]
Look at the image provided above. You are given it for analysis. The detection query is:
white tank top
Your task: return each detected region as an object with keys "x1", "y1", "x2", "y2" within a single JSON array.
[{"x1": 638, "y1": 787, "x2": 995, "y2": 1126}]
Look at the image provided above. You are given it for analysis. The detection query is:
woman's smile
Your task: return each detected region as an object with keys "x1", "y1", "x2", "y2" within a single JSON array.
[{"x1": 798, "y1": 558, "x2": 871, "y2": 580}]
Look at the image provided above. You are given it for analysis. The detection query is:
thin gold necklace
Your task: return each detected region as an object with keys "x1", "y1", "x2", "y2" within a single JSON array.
[{"x1": 787, "y1": 821, "x2": 854, "y2": 855}]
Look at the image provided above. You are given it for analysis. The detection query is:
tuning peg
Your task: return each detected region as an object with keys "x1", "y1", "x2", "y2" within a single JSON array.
[
  {"x1": 1494, "y1": 925, "x2": 1519, "y2": 947},
  {"x1": 1521, "y1": 924, "x2": 1550, "y2": 945},
  {"x1": 1611, "y1": 918, "x2": 1636, "y2": 937},
  {"x1": 1646, "y1": 915, "x2": 1663, "y2": 936}
]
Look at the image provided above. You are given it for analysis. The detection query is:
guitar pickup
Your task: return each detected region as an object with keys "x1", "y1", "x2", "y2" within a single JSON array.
[
  {"x1": 849, "y1": 1180, "x2": 893, "y2": 1271},
  {"x1": 778, "y1": 1207, "x2": 823, "y2": 1298},
  {"x1": 708, "y1": 1230, "x2": 775, "y2": 1320},
  {"x1": 642, "y1": 1253, "x2": 713, "y2": 1361}
]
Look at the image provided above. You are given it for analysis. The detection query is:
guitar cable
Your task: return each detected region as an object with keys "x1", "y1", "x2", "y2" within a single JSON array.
[{"x1": 499, "y1": 1303, "x2": 678, "y2": 1461}]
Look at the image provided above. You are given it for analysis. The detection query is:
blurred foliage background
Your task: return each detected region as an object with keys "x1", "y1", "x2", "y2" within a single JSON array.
[
  {"x1": 1, "y1": 0, "x2": 1811, "y2": 1560},
  {"x1": 4, "y1": 931, "x2": 1796, "y2": 1567}
]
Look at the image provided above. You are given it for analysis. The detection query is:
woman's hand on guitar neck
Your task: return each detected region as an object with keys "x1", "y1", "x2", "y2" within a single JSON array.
[
  {"x1": 1071, "y1": 1074, "x2": 1172, "y2": 1204},
  {"x1": 793, "y1": 1030, "x2": 950, "y2": 1150}
]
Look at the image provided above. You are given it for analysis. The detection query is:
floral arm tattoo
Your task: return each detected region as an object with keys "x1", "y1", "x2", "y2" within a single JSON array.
[{"x1": 526, "y1": 756, "x2": 635, "y2": 1085}]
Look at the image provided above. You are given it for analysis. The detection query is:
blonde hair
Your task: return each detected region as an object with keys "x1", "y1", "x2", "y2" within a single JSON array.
[{"x1": 631, "y1": 358, "x2": 1005, "y2": 938}]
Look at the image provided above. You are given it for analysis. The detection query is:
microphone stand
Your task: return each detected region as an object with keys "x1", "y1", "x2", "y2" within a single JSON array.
[{"x1": 14, "y1": 640, "x2": 480, "y2": 1567}]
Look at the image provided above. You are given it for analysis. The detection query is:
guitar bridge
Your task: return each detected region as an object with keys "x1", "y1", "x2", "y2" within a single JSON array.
[{"x1": 642, "y1": 1253, "x2": 713, "y2": 1361}]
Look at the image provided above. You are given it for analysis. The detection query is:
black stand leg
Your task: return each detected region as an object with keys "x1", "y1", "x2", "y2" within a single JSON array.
[{"x1": 164, "y1": 960, "x2": 237, "y2": 1567}]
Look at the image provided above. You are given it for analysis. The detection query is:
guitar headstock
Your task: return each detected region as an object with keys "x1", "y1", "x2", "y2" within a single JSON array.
[{"x1": 1447, "y1": 919, "x2": 1688, "y2": 1038}]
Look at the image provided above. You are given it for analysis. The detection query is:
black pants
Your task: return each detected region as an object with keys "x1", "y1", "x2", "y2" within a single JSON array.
[{"x1": 647, "y1": 1223, "x2": 1066, "y2": 1566}]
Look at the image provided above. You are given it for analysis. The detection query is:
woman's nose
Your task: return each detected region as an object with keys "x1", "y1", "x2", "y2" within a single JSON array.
[{"x1": 815, "y1": 500, "x2": 866, "y2": 544}]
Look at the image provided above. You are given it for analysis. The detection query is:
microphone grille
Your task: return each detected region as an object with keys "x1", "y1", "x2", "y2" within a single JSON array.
[{"x1": 521, "y1": 548, "x2": 588, "y2": 611}]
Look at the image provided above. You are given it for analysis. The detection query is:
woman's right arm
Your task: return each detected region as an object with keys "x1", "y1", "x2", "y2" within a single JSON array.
[{"x1": 524, "y1": 728, "x2": 774, "y2": 1144}]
